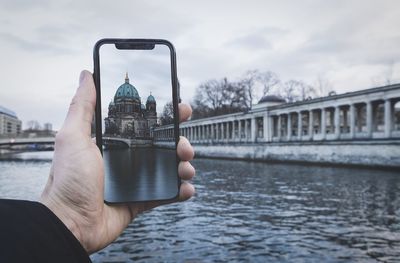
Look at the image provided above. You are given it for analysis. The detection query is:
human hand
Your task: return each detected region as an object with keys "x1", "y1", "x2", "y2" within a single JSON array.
[{"x1": 40, "y1": 70, "x2": 195, "y2": 253}]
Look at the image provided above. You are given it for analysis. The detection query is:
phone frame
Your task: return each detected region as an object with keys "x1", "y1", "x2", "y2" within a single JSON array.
[{"x1": 93, "y1": 38, "x2": 181, "y2": 203}]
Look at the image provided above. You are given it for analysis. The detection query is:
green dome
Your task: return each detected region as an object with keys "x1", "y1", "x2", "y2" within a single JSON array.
[
  {"x1": 147, "y1": 94, "x2": 156, "y2": 103},
  {"x1": 114, "y1": 73, "x2": 140, "y2": 101}
]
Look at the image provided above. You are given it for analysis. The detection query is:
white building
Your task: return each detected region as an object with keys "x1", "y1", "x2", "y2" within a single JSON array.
[{"x1": 0, "y1": 105, "x2": 22, "y2": 136}]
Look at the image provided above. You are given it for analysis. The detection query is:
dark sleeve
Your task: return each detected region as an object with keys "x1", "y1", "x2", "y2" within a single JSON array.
[{"x1": 0, "y1": 199, "x2": 91, "y2": 263}]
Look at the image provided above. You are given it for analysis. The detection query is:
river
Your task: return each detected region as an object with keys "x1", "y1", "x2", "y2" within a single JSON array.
[{"x1": 0, "y1": 151, "x2": 399, "y2": 262}]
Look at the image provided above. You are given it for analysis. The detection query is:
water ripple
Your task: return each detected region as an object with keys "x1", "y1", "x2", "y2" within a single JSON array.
[{"x1": 0, "y1": 153, "x2": 399, "y2": 262}]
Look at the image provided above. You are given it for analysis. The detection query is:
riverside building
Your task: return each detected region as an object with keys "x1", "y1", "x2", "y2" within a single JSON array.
[
  {"x1": 154, "y1": 83, "x2": 400, "y2": 168},
  {"x1": 0, "y1": 105, "x2": 22, "y2": 136}
]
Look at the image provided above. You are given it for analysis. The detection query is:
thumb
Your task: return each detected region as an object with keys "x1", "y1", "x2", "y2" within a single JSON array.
[{"x1": 61, "y1": 70, "x2": 96, "y2": 137}]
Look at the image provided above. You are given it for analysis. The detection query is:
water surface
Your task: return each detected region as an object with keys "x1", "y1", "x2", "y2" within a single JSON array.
[{"x1": 0, "y1": 151, "x2": 399, "y2": 262}]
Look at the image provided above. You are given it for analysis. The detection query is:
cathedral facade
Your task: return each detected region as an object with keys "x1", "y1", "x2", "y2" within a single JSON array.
[{"x1": 104, "y1": 73, "x2": 157, "y2": 138}]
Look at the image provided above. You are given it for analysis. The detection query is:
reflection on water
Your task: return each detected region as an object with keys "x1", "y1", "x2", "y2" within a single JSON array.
[
  {"x1": 103, "y1": 148, "x2": 179, "y2": 202},
  {"x1": 1, "y1": 152, "x2": 399, "y2": 262}
]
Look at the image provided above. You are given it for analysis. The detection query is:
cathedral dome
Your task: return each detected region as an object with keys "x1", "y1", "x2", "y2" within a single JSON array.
[
  {"x1": 114, "y1": 73, "x2": 140, "y2": 101},
  {"x1": 147, "y1": 94, "x2": 156, "y2": 103}
]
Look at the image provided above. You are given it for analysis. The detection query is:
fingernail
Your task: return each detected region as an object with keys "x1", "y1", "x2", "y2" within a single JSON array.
[{"x1": 79, "y1": 71, "x2": 86, "y2": 85}]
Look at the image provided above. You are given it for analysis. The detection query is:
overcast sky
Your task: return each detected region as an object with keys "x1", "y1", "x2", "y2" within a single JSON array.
[{"x1": 0, "y1": 0, "x2": 399, "y2": 130}]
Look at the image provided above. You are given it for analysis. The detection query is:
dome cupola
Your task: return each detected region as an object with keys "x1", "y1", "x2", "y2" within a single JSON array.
[
  {"x1": 146, "y1": 93, "x2": 156, "y2": 103},
  {"x1": 114, "y1": 73, "x2": 140, "y2": 102}
]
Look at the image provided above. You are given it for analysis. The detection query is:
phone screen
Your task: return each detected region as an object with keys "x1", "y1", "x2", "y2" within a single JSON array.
[{"x1": 94, "y1": 39, "x2": 179, "y2": 203}]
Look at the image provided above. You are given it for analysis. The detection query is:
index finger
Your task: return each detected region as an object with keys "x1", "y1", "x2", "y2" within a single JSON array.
[{"x1": 179, "y1": 103, "x2": 192, "y2": 123}]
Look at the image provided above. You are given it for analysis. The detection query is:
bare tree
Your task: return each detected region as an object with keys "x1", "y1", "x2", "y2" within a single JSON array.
[
  {"x1": 160, "y1": 101, "x2": 174, "y2": 125},
  {"x1": 298, "y1": 82, "x2": 317, "y2": 100},
  {"x1": 281, "y1": 80, "x2": 302, "y2": 102},
  {"x1": 385, "y1": 61, "x2": 395, "y2": 85},
  {"x1": 26, "y1": 120, "x2": 41, "y2": 130},
  {"x1": 239, "y1": 70, "x2": 259, "y2": 109},
  {"x1": 314, "y1": 75, "x2": 334, "y2": 97},
  {"x1": 191, "y1": 78, "x2": 248, "y2": 119},
  {"x1": 257, "y1": 71, "x2": 281, "y2": 97}
]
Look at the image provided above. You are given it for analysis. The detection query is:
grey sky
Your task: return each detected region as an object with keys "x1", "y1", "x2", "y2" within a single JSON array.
[{"x1": 0, "y1": 0, "x2": 399, "y2": 130}]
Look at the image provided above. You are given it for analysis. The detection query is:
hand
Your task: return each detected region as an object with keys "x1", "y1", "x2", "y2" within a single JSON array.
[{"x1": 40, "y1": 70, "x2": 195, "y2": 253}]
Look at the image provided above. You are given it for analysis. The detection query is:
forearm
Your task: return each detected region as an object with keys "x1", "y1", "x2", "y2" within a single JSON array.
[{"x1": 0, "y1": 199, "x2": 91, "y2": 263}]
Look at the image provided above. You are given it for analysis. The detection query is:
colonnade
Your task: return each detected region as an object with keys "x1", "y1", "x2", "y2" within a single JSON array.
[
  {"x1": 179, "y1": 117, "x2": 264, "y2": 143},
  {"x1": 153, "y1": 86, "x2": 400, "y2": 143},
  {"x1": 270, "y1": 98, "x2": 399, "y2": 141},
  {"x1": 153, "y1": 127, "x2": 175, "y2": 141}
]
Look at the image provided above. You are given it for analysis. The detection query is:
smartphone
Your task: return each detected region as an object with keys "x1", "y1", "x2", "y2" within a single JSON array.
[{"x1": 93, "y1": 39, "x2": 180, "y2": 203}]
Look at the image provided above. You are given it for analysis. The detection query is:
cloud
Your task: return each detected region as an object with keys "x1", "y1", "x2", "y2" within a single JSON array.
[
  {"x1": 0, "y1": 0, "x2": 400, "y2": 130},
  {"x1": 228, "y1": 33, "x2": 272, "y2": 50},
  {"x1": 0, "y1": 32, "x2": 77, "y2": 55},
  {"x1": 0, "y1": 0, "x2": 51, "y2": 10}
]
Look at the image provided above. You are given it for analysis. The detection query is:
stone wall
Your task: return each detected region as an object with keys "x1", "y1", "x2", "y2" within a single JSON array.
[{"x1": 154, "y1": 140, "x2": 400, "y2": 169}]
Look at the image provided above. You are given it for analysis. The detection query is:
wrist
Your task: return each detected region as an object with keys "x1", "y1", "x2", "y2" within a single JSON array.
[{"x1": 40, "y1": 196, "x2": 85, "y2": 252}]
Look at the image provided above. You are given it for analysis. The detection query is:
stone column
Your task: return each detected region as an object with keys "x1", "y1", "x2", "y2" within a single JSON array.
[
  {"x1": 251, "y1": 117, "x2": 256, "y2": 142},
  {"x1": 221, "y1": 122, "x2": 224, "y2": 141},
  {"x1": 297, "y1": 112, "x2": 302, "y2": 140},
  {"x1": 334, "y1": 106, "x2": 340, "y2": 139},
  {"x1": 287, "y1": 113, "x2": 292, "y2": 141},
  {"x1": 277, "y1": 115, "x2": 281, "y2": 141},
  {"x1": 211, "y1": 124, "x2": 214, "y2": 140},
  {"x1": 321, "y1": 108, "x2": 326, "y2": 140},
  {"x1": 226, "y1": 122, "x2": 230, "y2": 141},
  {"x1": 231, "y1": 121, "x2": 235, "y2": 140},
  {"x1": 231, "y1": 121, "x2": 234, "y2": 140},
  {"x1": 309, "y1": 110, "x2": 313, "y2": 140},
  {"x1": 384, "y1": 99, "x2": 392, "y2": 138},
  {"x1": 350, "y1": 104, "x2": 355, "y2": 138},
  {"x1": 366, "y1": 101, "x2": 372, "y2": 137},
  {"x1": 238, "y1": 120, "x2": 242, "y2": 141},
  {"x1": 219, "y1": 123, "x2": 222, "y2": 141},
  {"x1": 197, "y1": 125, "x2": 202, "y2": 141},
  {"x1": 263, "y1": 114, "x2": 268, "y2": 141},
  {"x1": 244, "y1": 119, "x2": 248, "y2": 141},
  {"x1": 268, "y1": 116, "x2": 273, "y2": 142},
  {"x1": 198, "y1": 126, "x2": 201, "y2": 141},
  {"x1": 343, "y1": 108, "x2": 348, "y2": 133},
  {"x1": 218, "y1": 122, "x2": 224, "y2": 141}
]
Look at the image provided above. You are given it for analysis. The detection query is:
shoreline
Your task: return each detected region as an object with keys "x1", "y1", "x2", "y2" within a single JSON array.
[{"x1": 154, "y1": 139, "x2": 400, "y2": 170}]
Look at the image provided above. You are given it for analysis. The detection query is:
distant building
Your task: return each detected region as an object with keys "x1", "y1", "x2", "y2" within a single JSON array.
[
  {"x1": 43, "y1": 123, "x2": 52, "y2": 131},
  {"x1": 104, "y1": 73, "x2": 157, "y2": 138},
  {"x1": 0, "y1": 105, "x2": 22, "y2": 136}
]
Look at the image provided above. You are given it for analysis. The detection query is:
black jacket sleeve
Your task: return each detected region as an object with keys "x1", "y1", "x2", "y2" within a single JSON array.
[{"x1": 0, "y1": 199, "x2": 91, "y2": 263}]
